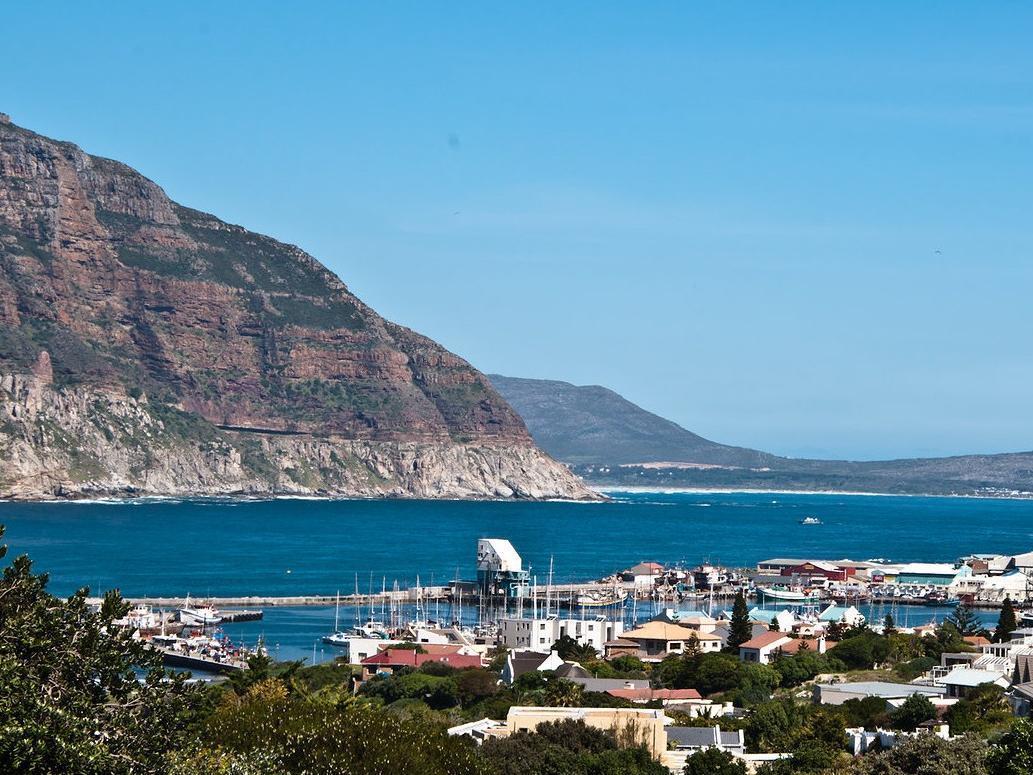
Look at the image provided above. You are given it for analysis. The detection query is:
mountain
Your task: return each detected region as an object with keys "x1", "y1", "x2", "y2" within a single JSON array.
[
  {"x1": 489, "y1": 375, "x2": 1033, "y2": 497},
  {"x1": 0, "y1": 114, "x2": 593, "y2": 500},
  {"x1": 486, "y1": 375, "x2": 778, "y2": 467}
]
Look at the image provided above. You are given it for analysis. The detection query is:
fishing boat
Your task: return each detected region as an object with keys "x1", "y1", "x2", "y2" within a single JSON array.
[
  {"x1": 799, "y1": 516, "x2": 822, "y2": 525},
  {"x1": 576, "y1": 588, "x2": 628, "y2": 608},
  {"x1": 757, "y1": 585, "x2": 821, "y2": 603},
  {"x1": 178, "y1": 596, "x2": 223, "y2": 627}
]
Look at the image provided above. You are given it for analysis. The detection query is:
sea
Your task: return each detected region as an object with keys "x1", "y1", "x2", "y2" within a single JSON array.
[{"x1": 2, "y1": 490, "x2": 1028, "y2": 661}]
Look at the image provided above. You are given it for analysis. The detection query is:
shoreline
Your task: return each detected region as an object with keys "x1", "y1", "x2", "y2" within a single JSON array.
[{"x1": 590, "y1": 486, "x2": 1033, "y2": 501}]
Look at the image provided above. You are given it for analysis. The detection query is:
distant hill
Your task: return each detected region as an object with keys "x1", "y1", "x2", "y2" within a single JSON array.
[
  {"x1": 489, "y1": 375, "x2": 1033, "y2": 497},
  {"x1": 486, "y1": 375, "x2": 779, "y2": 467}
]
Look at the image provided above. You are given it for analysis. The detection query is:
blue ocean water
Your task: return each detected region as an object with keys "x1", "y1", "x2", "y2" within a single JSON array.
[{"x1": 3, "y1": 490, "x2": 1032, "y2": 598}]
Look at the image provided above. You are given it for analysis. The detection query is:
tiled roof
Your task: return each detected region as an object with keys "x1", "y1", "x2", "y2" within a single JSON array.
[{"x1": 739, "y1": 632, "x2": 792, "y2": 650}]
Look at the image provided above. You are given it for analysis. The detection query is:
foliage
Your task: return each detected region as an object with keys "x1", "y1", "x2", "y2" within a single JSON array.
[
  {"x1": 197, "y1": 679, "x2": 482, "y2": 774},
  {"x1": 840, "y1": 696, "x2": 891, "y2": 730},
  {"x1": 883, "y1": 614, "x2": 897, "y2": 635},
  {"x1": 480, "y1": 719, "x2": 668, "y2": 775},
  {"x1": 893, "y1": 656, "x2": 937, "y2": 681},
  {"x1": 947, "y1": 604, "x2": 986, "y2": 637},
  {"x1": 993, "y1": 599, "x2": 1017, "y2": 644},
  {"x1": 945, "y1": 684, "x2": 1013, "y2": 736},
  {"x1": 729, "y1": 591, "x2": 753, "y2": 650},
  {"x1": 683, "y1": 747, "x2": 747, "y2": 775},
  {"x1": 828, "y1": 632, "x2": 891, "y2": 670},
  {"x1": 552, "y1": 634, "x2": 599, "y2": 662},
  {"x1": 986, "y1": 718, "x2": 1033, "y2": 775},
  {"x1": 889, "y1": 693, "x2": 936, "y2": 731},
  {"x1": 848, "y1": 731, "x2": 988, "y2": 775},
  {"x1": 358, "y1": 670, "x2": 459, "y2": 709},
  {"x1": 772, "y1": 651, "x2": 844, "y2": 688},
  {"x1": 0, "y1": 525, "x2": 202, "y2": 775}
]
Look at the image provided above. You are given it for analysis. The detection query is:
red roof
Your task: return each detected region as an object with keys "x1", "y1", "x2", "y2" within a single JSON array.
[
  {"x1": 607, "y1": 687, "x2": 702, "y2": 702},
  {"x1": 739, "y1": 632, "x2": 792, "y2": 650},
  {"x1": 361, "y1": 649, "x2": 482, "y2": 669},
  {"x1": 778, "y1": 638, "x2": 828, "y2": 654}
]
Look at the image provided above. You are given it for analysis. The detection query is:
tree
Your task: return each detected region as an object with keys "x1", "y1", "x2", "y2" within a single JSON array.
[
  {"x1": 551, "y1": 634, "x2": 598, "y2": 662},
  {"x1": 0, "y1": 525, "x2": 201, "y2": 775},
  {"x1": 889, "y1": 693, "x2": 936, "y2": 731},
  {"x1": 884, "y1": 613, "x2": 897, "y2": 635},
  {"x1": 987, "y1": 718, "x2": 1033, "y2": 775},
  {"x1": 683, "y1": 747, "x2": 747, "y2": 775},
  {"x1": 947, "y1": 603, "x2": 984, "y2": 637},
  {"x1": 770, "y1": 615, "x2": 781, "y2": 632},
  {"x1": 993, "y1": 598, "x2": 1018, "y2": 644},
  {"x1": 849, "y1": 732, "x2": 988, "y2": 775},
  {"x1": 481, "y1": 719, "x2": 668, "y2": 775},
  {"x1": 543, "y1": 678, "x2": 584, "y2": 707},
  {"x1": 729, "y1": 590, "x2": 753, "y2": 650},
  {"x1": 946, "y1": 684, "x2": 1013, "y2": 736}
]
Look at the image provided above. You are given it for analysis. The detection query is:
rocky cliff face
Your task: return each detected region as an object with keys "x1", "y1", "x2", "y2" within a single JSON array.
[{"x1": 0, "y1": 115, "x2": 593, "y2": 500}]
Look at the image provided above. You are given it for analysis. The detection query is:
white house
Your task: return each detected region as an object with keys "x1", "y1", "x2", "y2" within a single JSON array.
[
  {"x1": 738, "y1": 632, "x2": 794, "y2": 664},
  {"x1": 498, "y1": 615, "x2": 623, "y2": 653}
]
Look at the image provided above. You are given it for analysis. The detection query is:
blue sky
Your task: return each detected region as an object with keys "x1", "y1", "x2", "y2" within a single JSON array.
[{"x1": 4, "y1": 3, "x2": 1031, "y2": 460}]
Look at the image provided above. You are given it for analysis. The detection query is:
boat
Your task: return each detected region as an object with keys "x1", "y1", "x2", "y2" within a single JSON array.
[
  {"x1": 577, "y1": 589, "x2": 628, "y2": 608},
  {"x1": 757, "y1": 585, "x2": 821, "y2": 602},
  {"x1": 178, "y1": 596, "x2": 223, "y2": 627},
  {"x1": 799, "y1": 516, "x2": 822, "y2": 525}
]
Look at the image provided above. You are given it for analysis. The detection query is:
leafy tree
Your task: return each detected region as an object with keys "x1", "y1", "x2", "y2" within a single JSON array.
[
  {"x1": 198, "y1": 679, "x2": 483, "y2": 774},
  {"x1": 947, "y1": 604, "x2": 985, "y2": 637},
  {"x1": 455, "y1": 668, "x2": 500, "y2": 707},
  {"x1": 683, "y1": 747, "x2": 747, "y2": 775},
  {"x1": 696, "y1": 652, "x2": 746, "y2": 695},
  {"x1": 607, "y1": 654, "x2": 649, "y2": 676},
  {"x1": 945, "y1": 684, "x2": 1013, "y2": 736},
  {"x1": 848, "y1": 731, "x2": 988, "y2": 775},
  {"x1": 993, "y1": 598, "x2": 1018, "y2": 644},
  {"x1": 552, "y1": 634, "x2": 598, "y2": 662},
  {"x1": 481, "y1": 719, "x2": 667, "y2": 775},
  {"x1": 828, "y1": 632, "x2": 890, "y2": 670},
  {"x1": 840, "y1": 696, "x2": 890, "y2": 730},
  {"x1": 770, "y1": 616, "x2": 781, "y2": 632},
  {"x1": 883, "y1": 613, "x2": 897, "y2": 635},
  {"x1": 0, "y1": 525, "x2": 201, "y2": 775},
  {"x1": 729, "y1": 591, "x2": 753, "y2": 650},
  {"x1": 987, "y1": 718, "x2": 1033, "y2": 775},
  {"x1": 543, "y1": 678, "x2": 584, "y2": 707},
  {"x1": 889, "y1": 693, "x2": 936, "y2": 731}
]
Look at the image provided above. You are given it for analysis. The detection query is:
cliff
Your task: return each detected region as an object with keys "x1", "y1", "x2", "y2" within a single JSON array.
[{"x1": 0, "y1": 115, "x2": 593, "y2": 500}]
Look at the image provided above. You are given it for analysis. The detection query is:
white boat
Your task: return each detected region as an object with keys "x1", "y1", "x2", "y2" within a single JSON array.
[
  {"x1": 757, "y1": 585, "x2": 821, "y2": 602},
  {"x1": 799, "y1": 516, "x2": 822, "y2": 525},
  {"x1": 179, "y1": 596, "x2": 222, "y2": 627}
]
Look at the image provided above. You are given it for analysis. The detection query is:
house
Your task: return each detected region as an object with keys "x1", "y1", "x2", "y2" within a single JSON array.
[
  {"x1": 814, "y1": 681, "x2": 946, "y2": 706},
  {"x1": 621, "y1": 562, "x2": 665, "y2": 587},
  {"x1": 778, "y1": 637, "x2": 829, "y2": 655},
  {"x1": 818, "y1": 604, "x2": 865, "y2": 628},
  {"x1": 605, "y1": 687, "x2": 703, "y2": 706},
  {"x1": 655, "y1": 609, "x2": 720, "y2": 634},
  {"x1": 713, "y1": 622, "x2": 770, "y2": 648},
  {"x1": 619, "y1": 620, "x2": 722, "y2": 661},
  {"x1": 360, "y1": 646, "x2": 482, "y2": 678},
  {"x1": 738, "y1": 632, "x2": 793, "y2": 664},
  {"x1": 568, "y1": 675, "x2": 651, "y2": 693},
  {"x1": 1008, "y1": 682, "x2": 1033, "y2": 716},
  {"x1": 498, "y1": 615, "x2": 623, "y2": 652},
  {"x1": 447, "y1": 717, "x2": 507, "y2": 743},
  {"x1": 660, "y1": 726, "x2": 749, "y2": 773},
  {"x1": 746, "y1": 608, "x2": 797, "y2": 633},
  {"x1": 505, "y1": 706, "x2": 670, "y2": 758},
  {"x1": 939, "y1": 667, "x2": 1010, "y2": 699},
  {"x1": 501, "y1": 649, "x2": 565, "y2": 684}
]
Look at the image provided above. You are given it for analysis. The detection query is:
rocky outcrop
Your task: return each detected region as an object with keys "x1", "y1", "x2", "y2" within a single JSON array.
[{"x1": 0, "y1": 116, "x2": 594, "y2": 500}]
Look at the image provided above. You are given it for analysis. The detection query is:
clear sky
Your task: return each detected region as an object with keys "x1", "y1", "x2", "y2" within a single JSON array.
[{"x1": 4, "y1": 3, "x2": 1031, "y2": 460}]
